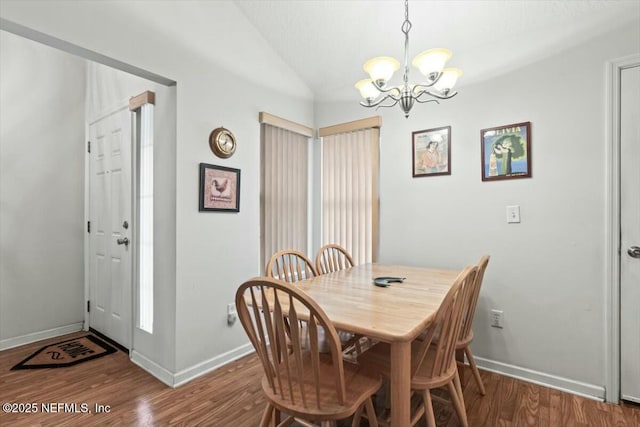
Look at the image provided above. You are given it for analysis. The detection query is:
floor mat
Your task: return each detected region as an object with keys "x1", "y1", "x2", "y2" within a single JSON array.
[{"x1": 11, "y1": 335, "x2": 117, "y2": 370}]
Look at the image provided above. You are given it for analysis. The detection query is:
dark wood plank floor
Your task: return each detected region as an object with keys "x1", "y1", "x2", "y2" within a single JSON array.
[{"x1": 1, "y1": 332, "x2": 638, "y2": 426}]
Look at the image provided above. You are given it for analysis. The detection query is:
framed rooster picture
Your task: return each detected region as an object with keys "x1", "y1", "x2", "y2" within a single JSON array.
[{"x1": 199, "y1": 163, "x2": 240, "y2": 212}]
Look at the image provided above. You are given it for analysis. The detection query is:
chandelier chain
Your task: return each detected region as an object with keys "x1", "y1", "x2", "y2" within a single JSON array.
[{"x1": 401, "y1": 0, "x2": 411, "y2": 85}]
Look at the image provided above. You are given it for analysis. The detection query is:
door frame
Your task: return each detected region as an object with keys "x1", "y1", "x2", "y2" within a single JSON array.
[
  {"x1": 83, "y1": 98, "x2": 135, "y2": 351},
  {"x1": 604, "y1": 53, "x2": 640, "y2": 403}
]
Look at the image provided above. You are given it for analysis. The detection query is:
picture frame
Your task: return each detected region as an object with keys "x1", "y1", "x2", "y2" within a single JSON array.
[
  {"x1": 412, "y1": 126, "x2": 451, "y2": 177},
  {"x1": 481, "y1": 121, "x2": 531, "y2": 181},
  {"x1": 199, "y1": 163, "x2": 240, "y2": 212}
]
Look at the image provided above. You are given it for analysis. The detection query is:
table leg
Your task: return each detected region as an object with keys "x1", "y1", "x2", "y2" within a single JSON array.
[{"x1": 389, "y1": 341, "x2": 411, "y2": 427}]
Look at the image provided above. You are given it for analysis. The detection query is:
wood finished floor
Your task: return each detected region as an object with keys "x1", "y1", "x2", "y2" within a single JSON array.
[{"x1": 1, "y1": 332, "x2": 638, "y2": 427}]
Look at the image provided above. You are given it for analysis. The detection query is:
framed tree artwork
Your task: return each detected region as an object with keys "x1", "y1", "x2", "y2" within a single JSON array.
[{"x1": 481, "y1": 121, "x2": 531, "y2": 181}]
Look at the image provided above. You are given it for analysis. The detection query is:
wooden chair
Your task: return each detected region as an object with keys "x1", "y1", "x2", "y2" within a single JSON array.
[
  {"x1": 315, "y1": 244, "x2": 355, "y2": 275},
  {"x1": 358, "y1": 265, "x2": 478, "y2": 427},
  {"x1": 456, "y1": 255, "x2": 490, "y2": 395},
  {"x1": 236, "y1": 278, "x2": 381, "y2": 427},
  {"x1": 315, "y1": 244, "x2": 370, "y2": 359},
  {"x1": 266, "y1": 249, "x2": 318, "y2": 283}
]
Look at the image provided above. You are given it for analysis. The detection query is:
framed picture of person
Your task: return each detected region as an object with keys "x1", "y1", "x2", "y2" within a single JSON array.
[
  {"x1": 412, "y1": 126, "x2": 451, "y2": 178},
  {"x1": 481, "y1": 121, "x2": 532, "y2": 181}
]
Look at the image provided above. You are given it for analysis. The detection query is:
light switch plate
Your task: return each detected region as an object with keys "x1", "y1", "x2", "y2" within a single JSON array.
[{"x1": 506, "y1": 205, "x2": 521, "y2": 223}]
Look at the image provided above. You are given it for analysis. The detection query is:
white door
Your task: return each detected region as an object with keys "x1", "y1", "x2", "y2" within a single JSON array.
[
  {"x1": 89, "y1": 105, "x2": 133, "y2": 349},
  {"x1": 620, "y1": 64, "x2": 640, "y2": 403}
]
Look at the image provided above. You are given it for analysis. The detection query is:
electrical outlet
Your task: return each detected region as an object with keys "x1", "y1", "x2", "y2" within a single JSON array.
[
  {"x1": 227, "y1": 303, "x2": 237, "y2": 326},
  {"x1": 491, "y1": 309, "x2": 504, "y2": 328}
]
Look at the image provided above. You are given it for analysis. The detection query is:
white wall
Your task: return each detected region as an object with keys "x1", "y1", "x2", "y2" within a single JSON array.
[
  {"x1": 0, "y1": 0, "x2": 313, "y2": 381},
  {"x1": 315, "y1": 22, "x2": 640, "y2": 396},
  {"x1": 0, "y1": 31, "x2": 86, "y2": 346}
]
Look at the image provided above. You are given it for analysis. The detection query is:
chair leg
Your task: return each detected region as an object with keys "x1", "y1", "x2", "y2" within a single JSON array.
[
  {"x1": 448, "y1": 374, "x2": 469, "y2": 427},
  {"x1": 365, "y1": 397, "x2": 379, "y2": 427},
  {"x1": 422, "y1": 390, "x2": 437, "y2": 427},
  {"x1": 351, "y1": 402, "x2": 365, "y2": 427},
  {"x1": 464, "y1": 345, "x2": 486, "y2": 395},
  {"x1": 259, "y1": 403, "x2": 274, "y2": 427}
]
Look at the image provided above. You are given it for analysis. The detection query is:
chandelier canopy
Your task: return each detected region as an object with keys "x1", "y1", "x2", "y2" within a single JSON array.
[{"x1": 355, "y1": 0, "x2": 462, "y2": 118}]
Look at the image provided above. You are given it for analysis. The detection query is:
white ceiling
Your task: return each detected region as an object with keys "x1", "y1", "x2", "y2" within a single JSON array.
[{"x1": 235, "y1": 0, "x2": 640, "y2": 102}]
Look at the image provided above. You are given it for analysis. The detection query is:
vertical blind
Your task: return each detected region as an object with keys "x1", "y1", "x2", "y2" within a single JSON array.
[
  {"x1": 321, "y1": 126, "x2": 379, "y2": 265},
  {"x1": 261, "y1": 123, "x2": 310, "y2": 270}
]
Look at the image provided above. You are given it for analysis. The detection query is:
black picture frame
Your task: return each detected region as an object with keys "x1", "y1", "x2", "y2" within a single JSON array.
[{"x1": 199, "y1": 163, "x2": 240, "y2": 212}]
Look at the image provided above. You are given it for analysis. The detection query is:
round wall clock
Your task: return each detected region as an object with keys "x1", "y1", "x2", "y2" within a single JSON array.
[{"x1": 209, "y1": 127, "x2": 237, "y2": 158}]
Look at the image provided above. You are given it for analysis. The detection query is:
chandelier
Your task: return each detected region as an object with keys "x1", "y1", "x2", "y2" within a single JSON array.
[{"x1": 355, "y1": 0, "x2": 462, "y2": 118}]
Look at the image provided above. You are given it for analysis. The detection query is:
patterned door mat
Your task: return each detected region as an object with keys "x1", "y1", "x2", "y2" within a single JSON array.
[{"x1": 11, "y1": 335, "x2": 118, "y2": 370}]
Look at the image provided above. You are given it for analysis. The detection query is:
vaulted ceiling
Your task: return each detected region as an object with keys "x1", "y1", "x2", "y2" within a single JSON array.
[{"x1": 235, "y1": 0, "x2": 640, "y2": 102}]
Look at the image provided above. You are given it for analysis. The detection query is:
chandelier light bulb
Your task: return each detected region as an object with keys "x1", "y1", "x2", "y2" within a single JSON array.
[
  {"x1": 355, "y1": 79, "x2": 381, "y2": 102},
  {"x1": 363, "y1": 57, "x2": 400, "y2": 87},
  {"x1": 412, "y1": 48, "x2": 452, "y2": 79},
  {"x1": 434, "y1": 68, "x2": 463, "y2": 94}
]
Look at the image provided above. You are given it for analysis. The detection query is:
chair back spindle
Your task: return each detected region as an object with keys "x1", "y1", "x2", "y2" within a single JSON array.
[
  {"x1": 266, "y1": 250, "x2": 318, "y2": 283},
  {"x1": 315, "y1": 244, "x2": 355, "y2": 274}
]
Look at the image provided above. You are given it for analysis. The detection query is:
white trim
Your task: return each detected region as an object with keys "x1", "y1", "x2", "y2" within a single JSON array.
[
  {"x1": 474, "y1": 356, "x2": 605, "y2": 401},
  {"x1": 130, "y1": 350, "x2": 175, "y2": 387},
  {"x1": 173, "y1": 343, "x2": 254, "y2": 387},
  {"x1": 131, "y1": 343, "x2": 254, "y2": 388},
  {"x1": 604, "y1": 53, "x2": 640, "y2": 404},
  {"x1": 0, "y1": 18, "x2": 175, "y2": 87},
  {"x1": 0, "y1": 323, "x2": 84, "y2": 351}
]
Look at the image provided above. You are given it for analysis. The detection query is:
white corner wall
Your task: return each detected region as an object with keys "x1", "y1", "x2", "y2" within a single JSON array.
[
  {"x1": 0, "y1": 0, "x2": 313, "y2": 382},
  {"x1": 315, "y1": 22, "x2": 640, "y2": 398},
  {"x1": 0, "y1": 31, "x2": 86, "y2": 347}
]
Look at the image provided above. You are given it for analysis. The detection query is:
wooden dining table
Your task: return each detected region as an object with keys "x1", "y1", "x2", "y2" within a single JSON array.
[{"x1": 295, "y1": 263, "x2": 462, "y2": 427}]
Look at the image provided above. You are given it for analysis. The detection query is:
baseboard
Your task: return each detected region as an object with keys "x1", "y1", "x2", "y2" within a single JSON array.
[
  {"x1": 130, "y1": 350, "x2": 176, "y2": 387},
  {"x1": 474, "y1": 356, "x2": 605, "y2": 400},
  {"x1": 173, "y1": 343, "x2": 254, "y2": 387},
  {"x1": 131, "y1": 343, "x2": 254, "y2": 388},
  {"x1": 0, "y1": 322, "x2": 84, "y2": 351}
]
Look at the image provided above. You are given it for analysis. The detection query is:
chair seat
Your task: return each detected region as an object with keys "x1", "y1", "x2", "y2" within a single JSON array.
[
  {"x1": 359, "y1": 341, "x2": 457, "y2": 390},
  {"x1": 262, "y1": 351, "x2": 382, "y2": 421}
]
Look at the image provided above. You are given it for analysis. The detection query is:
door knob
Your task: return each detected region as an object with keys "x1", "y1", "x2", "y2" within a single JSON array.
[
  {"x1": 628, "y1": 246, "x2": 640, "y2": 259},
  {"x1": 117, "y1": 237, "x2": 130, "y2": 247}
]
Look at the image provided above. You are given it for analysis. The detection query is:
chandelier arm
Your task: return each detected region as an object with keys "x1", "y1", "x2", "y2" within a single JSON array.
[
  {"x1": 414, "y1": 89, "x2": 459, "y2": 101},
  {"x1": 414, "y1": 98, "x2": 440, "y2": 105},
  {"x1": 371, "y1": 81, "x2": 405, "y2": 94},
  {"x1": 376, "y1": 99, "x2": 401, "y2": 110},
  {"x1": 360, "y1": 93, "x2": 401, "y2": 108}
]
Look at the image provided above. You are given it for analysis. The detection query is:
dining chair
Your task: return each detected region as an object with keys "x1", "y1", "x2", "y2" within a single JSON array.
[
  {"x1": 314, "y1": 244, "x2": 371, "y2": 359},
  {"x1": 266, "y1": 249, "x2": 318, "y2": 283},
  {"x1": 456, "y1": 255, "x2": 490, "y2": 396},
  {"x1": 315, "y1": 244, "x2": 355, "y2": 275},
  {"x1": 236, "y1": 278, "x2": 381, "y2": 427},
  {"x1": 358, "y1": 265, "x2": 478, "y2": 427}
]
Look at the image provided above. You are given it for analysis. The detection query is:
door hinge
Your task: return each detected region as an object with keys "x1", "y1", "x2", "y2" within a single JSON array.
[
  {"x1": 87, "y1": 300, "x2": 90, "y2": 313},
  {"x1": 87, "y1": 141, "x2": 91, "y2": 153},
  {"x1": 87, "y1": 221, "x2": 91, "y2": 233}
]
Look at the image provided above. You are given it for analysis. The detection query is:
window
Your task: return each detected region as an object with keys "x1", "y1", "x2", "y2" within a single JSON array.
[
  {"x1": 319, "y1": 117, "x2": 381, "y2": 264},
  {"x1": 130, "y1": 91, "x2": 154, "y2": 333},
  {"x1": 259, "y1": 112, "x2": 313, "y2": 270}
]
